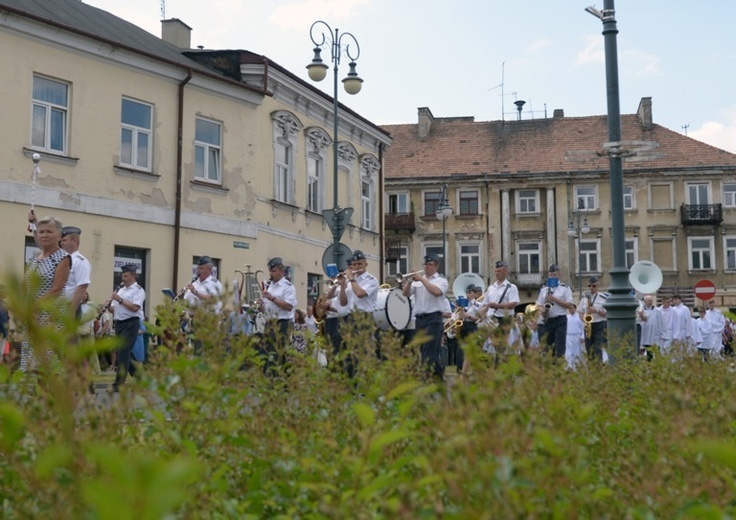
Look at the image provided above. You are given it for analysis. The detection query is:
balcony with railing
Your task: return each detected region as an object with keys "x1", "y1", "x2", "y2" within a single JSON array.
[
  {"x1": 384, "y1": 212, "x2": 416, "y2": 233},
  {"x1": 511, "y1": 272, "x2": 543, "y2": 289},
  {"x1": 680, "y1": 203, "x2": 723, "y2": 225}
]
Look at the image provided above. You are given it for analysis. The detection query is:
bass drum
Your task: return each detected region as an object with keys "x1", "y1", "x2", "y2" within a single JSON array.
[{"x1": 373, "y1": 288, "x2": 412, "y2": 331}]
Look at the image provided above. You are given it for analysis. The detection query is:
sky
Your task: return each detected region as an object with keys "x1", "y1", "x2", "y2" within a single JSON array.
[{"x1": 84, "y1": 0, "x2": 736, "y2": 153}]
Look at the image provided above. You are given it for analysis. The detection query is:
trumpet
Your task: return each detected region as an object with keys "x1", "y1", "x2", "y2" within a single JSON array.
[
  {"x1": 396, "y1": 270, "x2": 424, "y2": 283},
  {"x1": 443, "y1": 317, "x2": 463, "y2": 337}
]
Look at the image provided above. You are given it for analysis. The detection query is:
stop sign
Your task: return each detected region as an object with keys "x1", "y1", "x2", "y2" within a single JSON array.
[{"x1": 694, "y1": 279, "x2": 716, "y2": 301}]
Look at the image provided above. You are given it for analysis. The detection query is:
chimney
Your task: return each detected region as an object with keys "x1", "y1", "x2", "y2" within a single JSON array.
[
  {"x1": 161, "y1": 18, "x2": 192, "y2": 49},
  {"x1": 417, "y1": 107, "x2": 434, "y2": 139},
  {"x1": 637, "y1": 97, "x2": 653, "y2": 130},
  {"x1": 553, "y1": 108, "x2": 565, "y2": 118}
]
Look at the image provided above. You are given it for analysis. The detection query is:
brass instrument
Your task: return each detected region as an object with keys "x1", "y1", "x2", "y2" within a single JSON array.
[
  {"x1": 524, "y1": 303, "x2": 543, "y2": 321},
  {"x1": 395, "y1": 270, "x2": 424, "y2": 284},
  {"x1": 443, "y1": 316, "x2": 463, "y2": 337},
  {"x1": 235, "y1": 265, "x2": 265, "y2": 308},
  {"x1": 584, "y1": 313, "x2": 594, "y2": 339},
  {"x1": 583, "y1": 291, "x2": 593, "y2": 339}
]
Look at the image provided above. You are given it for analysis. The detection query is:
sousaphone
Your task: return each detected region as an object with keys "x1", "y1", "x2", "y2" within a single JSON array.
[
  {"x1": 628, "y1": 260, "x2": 663, "y2": 294},
  {"x1": 452, "y1": 272, "x2": 486, "y2": 298}
]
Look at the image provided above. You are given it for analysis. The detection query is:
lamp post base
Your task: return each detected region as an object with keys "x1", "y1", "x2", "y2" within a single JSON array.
[{"x1": 604, "y1": 266, "x2": 638, "y2": 365}]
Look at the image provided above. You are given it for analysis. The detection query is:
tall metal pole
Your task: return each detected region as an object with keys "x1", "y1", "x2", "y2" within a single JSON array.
[
  {"x1": 588, "y1": 0, "x2": 638, "y2": 363},
  {"x1": 442, "y1": 216, "x2": 446, "y2": 276},
  {"x1": 577, "y1": 209, "x2": 583, "y2": 300},
  {"x1": 307, "y1": 21, "x2": 362, "y2": 270}
]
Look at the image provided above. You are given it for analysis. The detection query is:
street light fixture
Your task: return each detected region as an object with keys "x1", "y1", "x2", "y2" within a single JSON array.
[
  {"x1": 307, "y1": 20, "x2": 362, "y2": 268},
  {"x1": 567, "y1": 201, "x2": 591, "y2": 299},
  {"x1": 435, "y1": 183, "x2": 453, "y2": 276},
  {"x1": 585, "y1": 0, "x2": 638, "y2": 362}
]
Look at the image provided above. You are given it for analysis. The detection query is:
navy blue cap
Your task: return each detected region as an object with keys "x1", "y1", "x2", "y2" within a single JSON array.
[
  {"x1": 548, "y1": 264, "x2": 560, "y2": 273},
  {"x1": 351, "y1": 250, "x2": 366, "y2": 262},
  {"x1": 61, "y1": 226, "x2": 81, "y2": 237},
  {"x1": 121, "y1": 264, "x2": 137, "y2": 274},
  {"x1": 267, "y1": 257, "x2": 283, "y2": 270},
  {"x1": 424, "y1": 253, "x2": 440, "y2": 264},
  {"x1": 197, "y1": 256, "x2": 213, "y2": 266},
  {"x1": 495, "y1": 260, "x2": 508, "y2": 268}
]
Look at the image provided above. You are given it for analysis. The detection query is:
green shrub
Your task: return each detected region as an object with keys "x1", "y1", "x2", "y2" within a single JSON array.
[{"x1": 1, "y1": 272, "x2": 735, "y2": 518}]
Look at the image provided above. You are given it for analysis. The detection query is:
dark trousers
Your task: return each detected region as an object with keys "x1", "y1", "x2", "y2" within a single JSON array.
[
  {"x1": 113, "y1": 317, "x2": 140, "y2": 390},
  {"x1": 585, "y1": 321, "x2": 607, "y2": 361},
  {"x1": 540, "y1": 315, "x2": 567, "y2": 357},
  {"x1": 456, "y1": 321, "x2": 478, "y2": 370},
  {"x1": 416, "y1": 312, "x2": 444, "y2": 379},
  {"x1": 257, "y1": 319, "x2": 292, "y2": 374}
]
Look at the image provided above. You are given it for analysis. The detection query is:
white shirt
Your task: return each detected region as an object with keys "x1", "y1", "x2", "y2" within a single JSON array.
[
  {"x1": 261, "y1": 277, "x2": 297, "y2": 321},
  {"x1": 639, "y1": 304, "x2": 662, "y2": 347},
  {"x1": 183, "y1": 274, "x2": 224, "y2": 313},
  {"x1": 483, "y1": 279, "x2": 520, "y2": 318},
  {"x1": 345, "y1": 271, "x2": 379, "y2": 313},
  {"x1": 63, "y1": 250, "x2": 92, "y2": 300},
  {"x1": 671, "y1": 304, "x2": 693, "y2": 341},
  {"x1": 407, "y1": 273, "x2": 448, "y2": 315},
  {"x1": 112, "y1": 282, "x2": 146, "y2": 321},
  {"x1": 579, "y1": 291, "x2": 608, "y2": 323},
  {"x1": 536, "y1": 282, "x2": 573, "y2": 318}
]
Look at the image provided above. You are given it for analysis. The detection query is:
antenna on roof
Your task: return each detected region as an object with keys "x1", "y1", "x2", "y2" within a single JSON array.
[
  {"x1": 487, "y1": 61, "x2": 504, "y2": 122},
  {"x1": 682, "y1": 123, "x2": 689, "y2": 136},
  {"x1": 160, "y1": 0, "x2": 166, "y2": 20}
]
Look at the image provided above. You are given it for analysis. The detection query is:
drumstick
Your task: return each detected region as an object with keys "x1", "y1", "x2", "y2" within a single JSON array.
[{"x1": 28, "y1": 153, "x2": 41, "y2": 233}]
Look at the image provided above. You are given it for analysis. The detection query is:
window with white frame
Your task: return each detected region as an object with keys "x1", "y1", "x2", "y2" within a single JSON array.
[
  {"x1": 686, "y1": 183, "x2": 710, "y2": 205},
  {"x1": 579, "y1": 239, "x2": 600, "y2": 273},
  {"x1": 625, "y1": 238, "x2": 638, "y2": 268},
  {"x1": 724, "y1": 236, "x2": 736, "y2": 270},
  {"x1": 32, "y1": 75, "x2": 69, "y2": 154},
  {"x1": 194, "y1": 117, "x2": 221, "y2": 183},
  {"x1": 307, "y1": 155, "x2": 321, "y2": 212},
  {"x1": 459, "y1": 243, "x2": 481, "y2": 274},
  {"x1": 623, "y1": 185, "x2": 634, "y2": 210},
  {"x1": 275, "y1": 141, "x2": 292, "y2": 203},
  {"x1": 120, "y1": 98, "x2": 152, "y2": 171},
  {"x1": 724, "y1": 184, "x2": 736, "y2": 208},
  {"x1": 516, "y1": 189, "x2": 539, "y2": 214},
  {"x1": 360, "y1": 155, "x2": 380, "y2": 231},
  {"x1": 517, "y1": 242, "x2": 541, "y2": 274},
  {"x1": 458, "y1": 190, "x2": 479, "y2": 215},
  {"x1": 272, "y1": 111, "x2": 302, "y2": 204},
  {"x1": 386, "y1": 246, "x2": 408, "y2": 278},
  {"x1": 688, "y1": 237, "x2": 713, "y2": 270},
  {"x1": 387, "y1": 192, "x2": 410, "y2": 214},
  {"x1": 575, "y1": 186, "x2": 597, "y2": 210},
  {"x1": 361, "y1": 178, "x2": 373, "y2": 229},
  {"x1": 305, "y1": 127, "x2": 329, "y2": 213}
]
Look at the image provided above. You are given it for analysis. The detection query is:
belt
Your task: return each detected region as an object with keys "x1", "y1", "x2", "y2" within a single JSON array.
[
  {"x1": 114, "y1": 317, "x2": 140, "y2": 323},
  {"x1": 547, "y1": 315, "x2": 566, "y2": 321},
  {"x1": 416, "y1": 311, "x2": 442, "y2": 318}
]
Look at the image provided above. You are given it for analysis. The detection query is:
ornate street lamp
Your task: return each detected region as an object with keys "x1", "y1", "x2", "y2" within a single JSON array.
[
  {"x1": 435, "y1": 183, "x2": 453, "y2": 276},
  {"x1": 307, "y1": 20, "x2": 363, "y2": 268}
]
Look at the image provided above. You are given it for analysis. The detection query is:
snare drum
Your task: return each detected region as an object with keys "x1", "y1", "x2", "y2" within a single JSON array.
[{"x1": 373, "y1": 288, "x2": 412, "y2": 331}]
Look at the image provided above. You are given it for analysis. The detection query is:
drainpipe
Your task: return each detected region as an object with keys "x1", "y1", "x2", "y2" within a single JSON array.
[
  {"x1": 173, "y1": 69, "x2": 193, "y2": 289},
  {"x1": 378, "y1": 143, "x2": 385, "y2": 283}
]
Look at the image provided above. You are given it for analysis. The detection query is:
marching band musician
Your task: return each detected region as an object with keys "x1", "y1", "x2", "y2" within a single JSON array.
[
  {"x1": 457, "y1": 284, "x2": 483, "y2": 376},
  {"x1": 182, "y1": 255, "x2": 223, "y2": 355},
  {"x1": 257, "y1": 257, "x2": 297, "y2": 374},
  {"x1": 402, "y1": 253, "x2": 448, "y2": 380},
  {"x1": 535, "y1": 264, "x2": 575, "y2": 358},
  {"x1": 477, "y1": 261, "x2": 520, "y2": 350},
  {"x1": 183, "y1": 256, "x2": 223, "y2": 313},
  {"x1": 340, "y1": 250, "x2": 380, "y2": 365},
  {"x1": 577, "y1": 276, "x2": 608, "y2": 362},
  {"x1": 110, "y1": 264, "x2": 146, "y2": 392}
]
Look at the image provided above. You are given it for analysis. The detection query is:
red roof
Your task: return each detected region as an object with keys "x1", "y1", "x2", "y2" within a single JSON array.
[{"x1": 382, "y1": 113, "x2": 736, "y2": 178}]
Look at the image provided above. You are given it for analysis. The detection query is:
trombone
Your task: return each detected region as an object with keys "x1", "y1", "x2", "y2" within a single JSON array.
[{"x1": 396, "y1": 269, "x2": 424, "y2": 283}]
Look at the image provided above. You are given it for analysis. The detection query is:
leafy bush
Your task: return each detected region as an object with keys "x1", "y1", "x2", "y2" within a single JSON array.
[{"x1": 1, "y1": 274, "x2": 735, "y2": 518}]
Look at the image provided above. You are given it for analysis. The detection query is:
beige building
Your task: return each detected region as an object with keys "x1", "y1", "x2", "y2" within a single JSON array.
[
  {"x1": 382, "y1": 100, "x2": 736, "y2": 308},
  {"x1": 0, "y1": 0, "x2": 390, "y2": 315}
]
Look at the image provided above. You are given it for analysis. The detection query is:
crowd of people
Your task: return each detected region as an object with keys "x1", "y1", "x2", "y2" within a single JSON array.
[{"x1": 8, "y1": 214, "x2": 736, "y2": 389}]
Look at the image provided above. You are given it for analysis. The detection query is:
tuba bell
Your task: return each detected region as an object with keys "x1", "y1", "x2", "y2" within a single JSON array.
[{"x1": 628, "y1": 261, "x2": 663, "y2": 295}]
